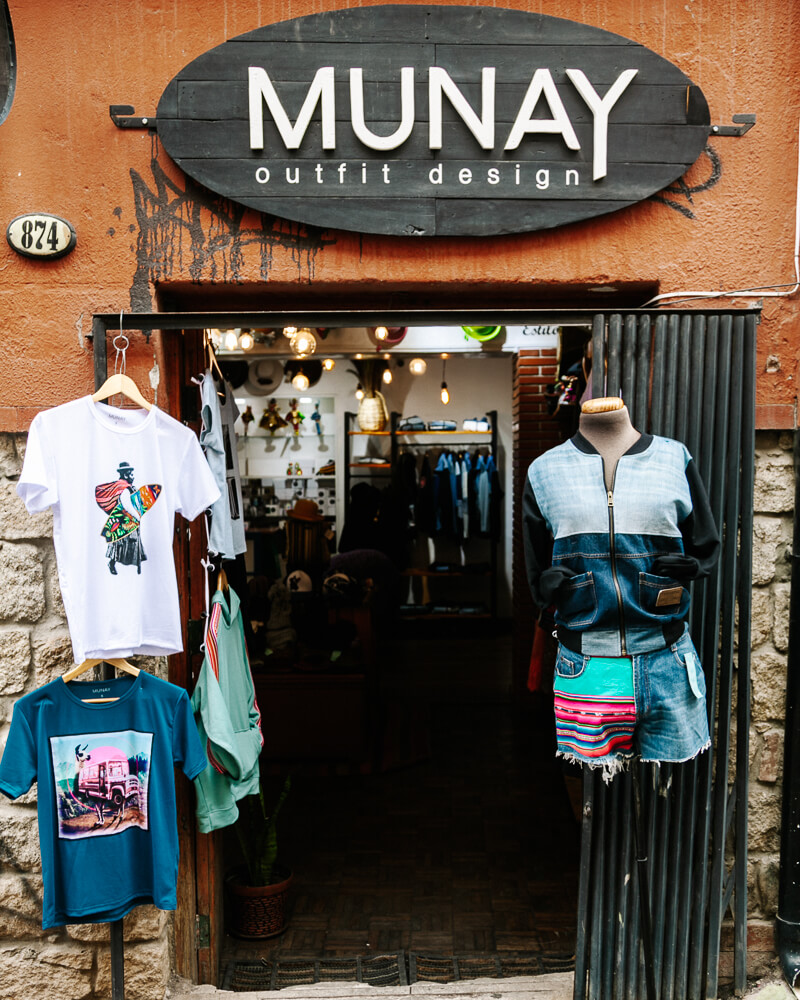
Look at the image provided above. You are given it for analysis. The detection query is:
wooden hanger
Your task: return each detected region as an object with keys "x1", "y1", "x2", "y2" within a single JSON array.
[
  {"x1": 217, "y1": 565, "x2": 229, "y2": 595},
  {"x1": 62, "y1": 658, "x2": 141, "y2": 704},
  {"x1": 92, "y1": 318, "x2": 153, "y2": 411},
  {"x1": 92, "y1": 373, "x2": 152, "y2": 411},
  {"x1": 205, "y1": 332, "x2": 227, "y2": 389}
]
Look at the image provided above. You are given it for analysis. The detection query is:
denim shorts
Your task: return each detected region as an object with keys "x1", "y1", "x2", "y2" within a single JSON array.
[{"x1": 553, "y1": 626, "x2": 710, "y2": 780}]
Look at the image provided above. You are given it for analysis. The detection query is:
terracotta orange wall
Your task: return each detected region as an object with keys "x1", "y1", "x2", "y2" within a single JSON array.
[{"x1": 0, "y1": 0, "x2": 798, "y2": 428}]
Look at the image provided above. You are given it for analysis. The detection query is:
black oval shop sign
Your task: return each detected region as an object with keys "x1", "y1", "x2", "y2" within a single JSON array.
[{"x1": 156, "y1": 5, "x2": 710, "y2": 237}]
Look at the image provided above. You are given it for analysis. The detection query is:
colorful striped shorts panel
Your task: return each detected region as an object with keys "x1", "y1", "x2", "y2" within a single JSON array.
[
  {"x1": 553, "y1": 654, "x2": 636, "y2": 768},
  {"x1": 553, "y1": 628, "x2": 710, "y2": 780}
]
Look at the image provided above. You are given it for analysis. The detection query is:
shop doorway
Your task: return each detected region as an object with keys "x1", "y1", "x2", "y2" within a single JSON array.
[
  {"x1": 140, "y1": 315, "x2": 583, "y2": 987},
  {"x1": 89, "y1": 306, "x2": 757, "y2": 997}
]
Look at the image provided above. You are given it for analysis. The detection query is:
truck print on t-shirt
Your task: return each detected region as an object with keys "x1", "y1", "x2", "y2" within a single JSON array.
[
  {"x1": 94, "y1": 461, "x2": 162, "y2": 575},
  {"x1": 50, "y1": 731, "x2": 153, "y2": 839}
]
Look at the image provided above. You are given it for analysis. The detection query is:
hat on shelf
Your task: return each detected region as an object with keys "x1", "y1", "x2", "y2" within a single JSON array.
[
  {"x1": 286, "y1": 569, "x2": 313, "y2": 593},
  {"x1": 244, "y1": 358, "x2": 283, "y2": 396},
  {"x1": 286, "y1": 498, "x2": 325, "y2": 522}
]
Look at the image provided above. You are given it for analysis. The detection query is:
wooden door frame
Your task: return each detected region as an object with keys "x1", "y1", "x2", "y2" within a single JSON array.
[{"x1": 92, "y1": 305, "x2": 761, "y2": 989}]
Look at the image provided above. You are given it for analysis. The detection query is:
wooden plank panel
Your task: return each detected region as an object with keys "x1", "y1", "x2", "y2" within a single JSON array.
[
  {"x1": 177, "y1": 155, "x2": 688, "y2": 200},
  {"x1": 433, "y1": 197, "x2": 634, "y2": 236},
  {"x1": 175, "y1": 80, "x2": 701, "y2": 126},
  {"x1": 235, "y1": 6, "x2": 640, "y2": 46},
  {"x1": 160, "y1": 117, "x2": 708, "y2": 164},
  {"x1": 242, "y1": 196, "x2": 438, "y2": 235}
]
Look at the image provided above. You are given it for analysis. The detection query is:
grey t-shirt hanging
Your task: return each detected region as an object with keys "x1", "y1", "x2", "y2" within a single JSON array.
[
  {"x1": 200, "y1": 372, "x2": 246, "y2": 559},
  {"x1": 218, "y1": 380, "x2": 246, "y2": 557}
]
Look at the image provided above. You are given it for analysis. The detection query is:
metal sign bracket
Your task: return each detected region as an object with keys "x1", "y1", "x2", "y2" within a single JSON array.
[{"x1": 710, "y1": 113, "x2": 756, "y2": 137}]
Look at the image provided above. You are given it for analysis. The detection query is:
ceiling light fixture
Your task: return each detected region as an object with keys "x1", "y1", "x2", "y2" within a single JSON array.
[
  {"x1": 409, "y1": 358, "x2": 427, "y2": 376},
  {"x1": 440, "y1": 357, "x2": 450, "y2": 405},
  {"x1": 283, "y1": 326, "x2": 298, "y2": 338},
  {"x1": 322, "y1": 358, "x2": 336, "y2": 371},
  {"x1": 224, "y1": 329, "x2": 240, "y2": 351},
  {"x1": 382, "y1": 367, "x2": 393, "y2": 385},
  {"x1": 292, "y1": 370, "x2": 310, "y2": 391},
  {"x1": 290, "y1": 328, "x2": 317, "y2": 358},
  {"x1": 239, "y1": 330, "x2": 254, "y2": 351},
  {"x1": 374, "y1": 326, "x2": 389, "y2": 341}
]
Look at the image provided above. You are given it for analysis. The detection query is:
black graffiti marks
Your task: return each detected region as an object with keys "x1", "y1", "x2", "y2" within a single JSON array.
[
  {"x1": 127, "y1": 152, "x2": 335, "y2": 311},
  {"x1": 649, "y1": 144, "x2": 722, "y2": 220}
]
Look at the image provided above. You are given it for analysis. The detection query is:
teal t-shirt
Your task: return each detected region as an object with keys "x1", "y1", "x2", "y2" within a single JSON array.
[{"x1": 0, "y1": 672, "x2": 206, "y2": 928}]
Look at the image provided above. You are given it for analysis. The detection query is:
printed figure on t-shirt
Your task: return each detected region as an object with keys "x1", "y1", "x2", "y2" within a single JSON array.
[
  {"x1": 94, "y1": 462, "x2": 161, "y2": 575},
  {"x1": 52, "y1": 730, "x2": 152, "y2": 840}
]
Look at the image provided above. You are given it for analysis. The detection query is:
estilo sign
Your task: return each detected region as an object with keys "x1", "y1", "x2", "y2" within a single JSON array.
[{"x1": 155, "y1": 5, "x2": 711, "y2": 237}]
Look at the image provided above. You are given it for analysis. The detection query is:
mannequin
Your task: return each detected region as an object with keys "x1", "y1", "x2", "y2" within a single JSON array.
[{"x1": 578, "y1": 396, "x2": 640, "y2": 491}]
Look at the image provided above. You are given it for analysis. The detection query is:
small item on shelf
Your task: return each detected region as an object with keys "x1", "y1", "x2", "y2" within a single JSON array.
[
  {"x1": 427, "y1": 419, "x2": 457, "y2": 431},
  {"x1": 318, "y1": 460, "x2": 335, "y2": 475},
  {"x1": 260, "y1": 398, "x2": 287, "y2": 435},
  {"x1": 286, "y1": 463, "x2": 294, "y2": 475},
  {"x1": 295, "y1": 463, "x2": 302, "y2": 475},
  {"x1": 397, "y1": 415, "x2": 426, "y2": 432},
  {"x1": 311, "y1": 402, "x2": 323, "y2": 436},
  {"x1": 241, "y1": 405, "x2": 254, "y2": 436},
  {"x1": 285, "y1": 399, "x2": 305, "y2": 435},
  {"x1": 351, "y1": 456, "x2": 389, "y2": 466},
  {"x1": 463, "y1": 416, "x2": 491, "y2": 431}
]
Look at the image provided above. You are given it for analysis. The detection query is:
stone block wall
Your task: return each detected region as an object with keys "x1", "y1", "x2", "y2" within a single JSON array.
[
  {"x1": 733, "y1": 430, "x2": 795, "y2": 979},
  {"x1": 0, "y1": 433, "x2": 172, "y2": 999}
]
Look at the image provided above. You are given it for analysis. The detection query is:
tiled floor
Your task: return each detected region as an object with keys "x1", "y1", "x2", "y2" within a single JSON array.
[{"x1": 223, "y1": 632, "x2": 580, "y2": 967}]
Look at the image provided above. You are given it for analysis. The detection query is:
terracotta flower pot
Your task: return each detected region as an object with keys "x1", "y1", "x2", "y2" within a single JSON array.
[{"x1": 226, "y1": 867, "x2": 293, "y2": 939}]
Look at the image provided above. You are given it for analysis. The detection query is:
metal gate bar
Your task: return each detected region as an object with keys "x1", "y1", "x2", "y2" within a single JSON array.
[{"x1": 574, "y1": 311, "x2": 757, "y2": 1000}]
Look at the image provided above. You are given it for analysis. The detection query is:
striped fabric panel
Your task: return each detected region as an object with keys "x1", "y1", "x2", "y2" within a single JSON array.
[
  {"x1": 206, "y1": 603, "x2": 222, "y2": 680},
  {"x1": 554, "y1": 692, "x2": 636, "y2": 759}
]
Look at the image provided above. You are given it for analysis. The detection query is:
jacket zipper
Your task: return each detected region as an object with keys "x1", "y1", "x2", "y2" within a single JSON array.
[{"x1": 605, "y1": 463, "x2": 628, "y2": 656}]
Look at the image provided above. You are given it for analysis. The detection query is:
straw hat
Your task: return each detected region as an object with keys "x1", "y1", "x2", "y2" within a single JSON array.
[
  {"x1": 244, "y1": 358, "x2": 283, "y2": 396},
  {"x1": 286, "y1": 498, "x2": 325, "y2": 522}
]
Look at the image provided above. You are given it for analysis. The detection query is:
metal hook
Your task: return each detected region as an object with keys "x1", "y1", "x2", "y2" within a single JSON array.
[{"x1": 112, "y1": 311, "x2": 129, "y2": 378}]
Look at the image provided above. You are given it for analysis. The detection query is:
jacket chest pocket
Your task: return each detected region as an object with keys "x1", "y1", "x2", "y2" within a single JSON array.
[
  {"x1": 556, "y1": 571, "x2": 598, "y2": 628},
  {"x1": 639, "y1": 572, "x2": 689, "y2": 618}
]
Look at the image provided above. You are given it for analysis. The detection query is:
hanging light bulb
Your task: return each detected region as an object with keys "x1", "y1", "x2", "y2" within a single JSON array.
[
  {"x1": 322, "y1": 358, "x2": 336, "y2": 371},
  {"x1": 382, "y1": 366, "x2": 393, "y2": 385},
  {"x1": 239, "y1": 330, "x2": 255, "y2": 351},
  {"x1": 292, "y1": 370, "x2": 310, "y2": 391},
  {"x1": 224, "y1": 329, "x2": 239, "y2": 351},
  {"x1": 374, "y1": 326, "x2": 389, "y2": 341},
  {"x1": 290, "y1": 328, "x2": 317, "y2": 358},
  {"x1": 355, "y1": 383, "x2": 365, "y2": 400},
  {"x1": 440, "y1": 357, "x2": 450, "y2": 404},
  {"x1": 409, "y1": 358, "x2": 427, "y2": 376},
  {"x1": 283, "y1": 326, "x2": 298, "y2": 338}
]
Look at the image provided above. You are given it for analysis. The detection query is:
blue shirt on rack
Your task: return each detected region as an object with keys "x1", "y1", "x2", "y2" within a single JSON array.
[{"x1": 0, "y1": 672, "x2": 206, "y2": 928}]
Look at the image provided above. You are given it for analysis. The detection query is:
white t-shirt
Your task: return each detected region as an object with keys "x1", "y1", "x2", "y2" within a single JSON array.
[{"x1": 17, "y1": 397, "x2": 220, "y2": 663}]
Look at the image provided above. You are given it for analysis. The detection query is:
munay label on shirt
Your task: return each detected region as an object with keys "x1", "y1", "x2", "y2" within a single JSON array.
[{"x1": 154, "y1": 6, "x2": 711, "y2": 237}]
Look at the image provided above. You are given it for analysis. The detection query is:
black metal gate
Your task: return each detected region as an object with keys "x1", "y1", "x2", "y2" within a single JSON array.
[{"x1": 574, "y1": 311, "x2": 758, "y2": 1000}]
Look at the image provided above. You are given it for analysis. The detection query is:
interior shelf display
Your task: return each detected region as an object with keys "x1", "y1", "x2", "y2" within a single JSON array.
[
  {"x1": 343, "y1": 410, "x2": 500, "y2": 621},
  {"x1": 236, "y1": 395, "x2": 337, "y2": 524}
]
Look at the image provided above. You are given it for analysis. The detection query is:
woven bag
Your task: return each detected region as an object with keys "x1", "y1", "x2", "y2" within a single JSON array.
[{"x1": 357, "y1": 391, "x2": 389, "y2": 432}]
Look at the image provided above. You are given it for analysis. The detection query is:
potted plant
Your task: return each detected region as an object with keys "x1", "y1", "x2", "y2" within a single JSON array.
[{"x1": 226, "y1": 775, "x2": 293, "y2": 939}]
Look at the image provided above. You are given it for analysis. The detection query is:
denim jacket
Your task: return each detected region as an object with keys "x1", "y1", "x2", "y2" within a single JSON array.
[{"x1": 523, "y1": 432, "x2": 719, "y2": 657}]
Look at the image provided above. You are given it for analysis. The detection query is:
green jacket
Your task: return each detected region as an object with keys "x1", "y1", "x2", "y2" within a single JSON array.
[{"x1": 191, "y1": 586, "x2": 263, "y2": 833}]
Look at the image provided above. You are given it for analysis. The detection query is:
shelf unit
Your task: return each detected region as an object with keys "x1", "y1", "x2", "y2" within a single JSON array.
[{"x1": 343, "y1": 410, "x2": 499, "y2": 620}]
